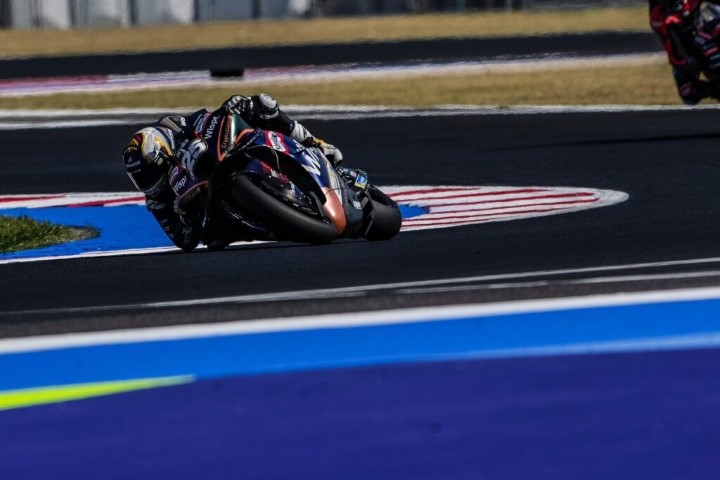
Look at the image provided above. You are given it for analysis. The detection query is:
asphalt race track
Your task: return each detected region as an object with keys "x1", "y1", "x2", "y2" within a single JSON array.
[
  {"x1": 3, "y1": 108, "x2": 720, "y2": 479},
  {"x1": 0, "y1": 32, "x2": 658, "y2": 79},
  {"x1": 2, "y1": 109, "x2": 720, "y2": 332}
]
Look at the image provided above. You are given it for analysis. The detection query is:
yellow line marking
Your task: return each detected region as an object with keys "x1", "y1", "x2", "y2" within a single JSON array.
[{"x1": 0, "y1": 376, "x2": 194, "y2": 411}]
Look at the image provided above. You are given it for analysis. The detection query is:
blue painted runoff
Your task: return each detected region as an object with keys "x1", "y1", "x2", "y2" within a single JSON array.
[
  {"x1": 3, "y1": 296, "x2": 720, "y2": 391},
  {"x1": 0, "y1": 206, "x2": 170, "y2": 259},
  {"x1": 0, "y1": 204, "x2": 427, "y2": 260}
]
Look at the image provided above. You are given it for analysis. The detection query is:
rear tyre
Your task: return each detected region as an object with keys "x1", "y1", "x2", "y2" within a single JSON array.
[
  {"x1": 364, "y1": 189, "x2": 402, "y2": 241},
  {"x1": 231, "y1": 174, "x2": 338, "y2": 244}
]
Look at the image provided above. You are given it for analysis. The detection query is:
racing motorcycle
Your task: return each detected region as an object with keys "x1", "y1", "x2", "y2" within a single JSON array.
[
  {"x1": 169, "y1": 113, "x2": 402, "y2": 250},
  {"x1": 693, "y1": 2, "x2": 720, "y2": 84}
]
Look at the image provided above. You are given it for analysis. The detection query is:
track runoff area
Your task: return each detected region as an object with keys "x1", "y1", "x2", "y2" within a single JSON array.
[{"x1": 3, "y1": 103, "x2": 720, "y2": 478}]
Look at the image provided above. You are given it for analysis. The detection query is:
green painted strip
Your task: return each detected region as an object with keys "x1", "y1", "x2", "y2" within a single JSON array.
[{"x1": 0, "y1": 376, "x2": 194, "y2": 411}]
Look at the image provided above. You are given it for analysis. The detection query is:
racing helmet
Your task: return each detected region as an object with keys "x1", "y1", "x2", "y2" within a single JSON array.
[{"x1": 123, "y1": 127, "x2": 173, "y2": 193}]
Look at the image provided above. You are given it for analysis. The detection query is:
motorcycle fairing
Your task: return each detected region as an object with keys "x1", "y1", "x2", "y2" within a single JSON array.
[{"x1": 238, "y1": 129, "x2": 354, "y2": 234}]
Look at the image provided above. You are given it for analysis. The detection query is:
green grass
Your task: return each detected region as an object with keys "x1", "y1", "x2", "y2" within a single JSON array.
[
  {"x1": 0, "y1": 60, "x2": 679, "y2": 109},
  {"x1": 0, "y1": 215, "x2": 98, "y2": 253}
]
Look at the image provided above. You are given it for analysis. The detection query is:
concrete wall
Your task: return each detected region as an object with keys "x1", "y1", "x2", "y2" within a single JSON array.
[
  {"x1": 73, "y1": 0, "x2": 130, "y2": 28},
  {"x1": 264, "y1": 0, "x2": 313, "y2": 18},
  {"x1": 5, "y1": 0, "x2": 314, "y2": 28},
  {"x1": 133, "y1": 0, "x2": 194, "y2": 26},
  {"x1": 195, "y1": 0, "x2": 254, "y2": 21},
  {"x1": 10, "y1": 0, "x2": 72, "y2": 29},
  {"x1": 195, "y1": 0, "x2": 313, "y2": 21}
]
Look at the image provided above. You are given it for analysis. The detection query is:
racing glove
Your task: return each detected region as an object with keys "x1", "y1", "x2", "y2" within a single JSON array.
[
  {"x1": 223, "y1": 93, "x2": 281, "y2": 121},
  {"x1": 224, "y1": 93, "x2": 299, "y2": 135},
  {"x1": 223, "y1": 95, "x2": 253, "y2": 117}
]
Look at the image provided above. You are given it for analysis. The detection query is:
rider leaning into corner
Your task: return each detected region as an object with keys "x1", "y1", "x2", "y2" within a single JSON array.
[
  {"x1": 650, "y1": 0, "x2": 720, "y2": 104},
  {"x1": 122, "y1": 93, "x2": 343, "y2": 252}
]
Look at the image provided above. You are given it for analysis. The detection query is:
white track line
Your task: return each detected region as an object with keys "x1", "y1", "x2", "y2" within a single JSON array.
[
  {"x1": 5, "y1": 256, "x2": 720, "y2": 316},
  {"x1": 2, "y1": 104, "x2": 719, "y2": 120},
  {"x1": 399, "y1": 269, "x2": 720, "y2": 294},
  {"x1": 0, "y1": 104, "x2": 718, "y2": 127},
  {"x1": 3, "y1": 286, "x2": 720, "y2": 355}
]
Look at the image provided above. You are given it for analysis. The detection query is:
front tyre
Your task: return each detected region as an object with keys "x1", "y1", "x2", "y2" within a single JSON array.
[{"x1": 231, "y1": 174, "x2": 338, "y2": 244}]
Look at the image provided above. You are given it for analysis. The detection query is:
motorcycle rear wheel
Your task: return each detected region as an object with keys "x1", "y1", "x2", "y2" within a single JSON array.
[
  {"x1": 363, "y1": 189, "x2": 402, "y2": 241},
  {"x1": 231, "y1": 174, "x2": 338, "y2": 244}
]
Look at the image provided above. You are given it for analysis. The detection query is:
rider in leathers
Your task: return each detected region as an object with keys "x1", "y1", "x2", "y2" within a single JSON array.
[
  {"x1": 122, "y1": 94, "x2": 343, "y2": 252},
  {"x1": 650, "y1": 0, "x2": 720, "y2": 104}
]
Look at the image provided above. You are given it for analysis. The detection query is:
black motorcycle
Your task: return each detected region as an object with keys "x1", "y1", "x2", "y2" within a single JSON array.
[{"x1": 169, "y1": 113, "x2": 402, "y2": 250}]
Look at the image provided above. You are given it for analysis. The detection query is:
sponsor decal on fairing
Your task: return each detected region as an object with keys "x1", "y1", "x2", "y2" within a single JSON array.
[
  {"x1": 204, "y1": 116, "x2": 219, "y2": 141},
  {"x1": 266, "y1": 131, "x2": 287, "y2": 153}
]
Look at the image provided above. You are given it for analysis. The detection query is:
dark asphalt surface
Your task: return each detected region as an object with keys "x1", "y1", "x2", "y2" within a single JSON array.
[
  {"x1": 3, "y1": 109, "x2": 720, "y2": 335},
  {"x1": 4, "y1": 108, "x2": 720, "y2": 480},
  {"x1": 0, "y1": 32, "x2": 659, "y2": 78}
]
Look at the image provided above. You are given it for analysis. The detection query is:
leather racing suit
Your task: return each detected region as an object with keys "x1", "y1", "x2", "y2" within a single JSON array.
[{"x1": 650, "y1": 0, "x2": 720, "y2": 104}]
